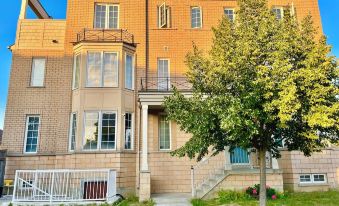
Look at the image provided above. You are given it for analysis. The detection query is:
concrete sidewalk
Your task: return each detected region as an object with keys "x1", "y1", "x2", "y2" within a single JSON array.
[{"x1": 152, "y1": 193, "x2": 192, "y2": 206}]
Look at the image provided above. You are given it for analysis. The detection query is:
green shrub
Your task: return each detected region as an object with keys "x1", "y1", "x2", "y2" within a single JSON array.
[
  {"x1": 245, "y1": 184, "x2": 279, "y2": 200},
  {"x1": 217, "y1": 190, "x2": 249, "y2": 203},
  {"x1": 191, "y1": 198, "x2": 208, "y2": 206}
]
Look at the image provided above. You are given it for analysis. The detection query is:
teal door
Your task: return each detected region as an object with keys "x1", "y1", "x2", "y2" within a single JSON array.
[{"x1": 230, "y1": 147, "x2": 250, "y2": 164}]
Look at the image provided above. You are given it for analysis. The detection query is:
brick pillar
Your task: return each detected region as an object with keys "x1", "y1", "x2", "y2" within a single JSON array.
[{"x1": 139, "y1": 171, "x2": 151, "y2": 202}]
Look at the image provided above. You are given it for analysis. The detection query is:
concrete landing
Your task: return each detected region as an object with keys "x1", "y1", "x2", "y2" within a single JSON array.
[{"x1": 152, "y1": 193, "x2": 192, "y2": 206}]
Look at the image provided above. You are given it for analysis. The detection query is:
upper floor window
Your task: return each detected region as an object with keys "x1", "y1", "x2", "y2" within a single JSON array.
[
  {"x1": 94, "y1": 4, "x2": 119, "y2": 29},
  {"x1": 24, "y1": 115, "x2": 40, "y2": 153},
  {"x1": 158, "y1": 59, "x2": 170, "y2": 91},
  {"x1": 31, "y1": 58, "x2": 46, "y2": 87},
  {"x1": 158, "y1": 3, "x2": 171, "y2": 28},
  {"x1": 272, "y1": 7, "x2": 284, "y2": 20},
  {"x1": 72, "y1": 54, "x2": 81, "y2": 90},
  {"x1": 224, "y1": 8, "x2": 235, "y2": 21},
  {"x1": 83, "y1": 111, "x2": 117, "y2": 150},
  {"x1": 87, "y1": 52, "x2": 119, "y2": 87},
  {"x1": 191, "y1": 7, "x2": 202, "y2": 28},
  {"x1": 125, "y1": 54, "x2": 134, "y2": 90}
]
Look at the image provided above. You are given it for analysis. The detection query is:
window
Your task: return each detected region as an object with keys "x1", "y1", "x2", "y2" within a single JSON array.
[
  {"x1": 125, "y1": 54, "x2": 134, "y2": 90},
  {"x1": 272, "y1": 7, "x2": 284, "y2": 20},
  {"x1": 83, "y1": 111, "x2": 117, "y2": 150},
  {"x1": 73, "y1": 54, "x2": 81, "y2": 90},
  {"x1": 191, "y1": 7, "x2": 202, "y2": 28},
  {"x1": 87, "y1": 52, "x2": 119, "y2": 87},
  {"x1": 31, "y1": 58, "x2": 46, "y2": 87},
  {"x1": 158, "y1": 59, "x2": 170, "y2": 90},
  {"x1": 69, "y1": 113, "x2": 77, "y2": 151},
  {"x1": 94, "y1": 4, "x2": 119, "y2": 29},
  {"x1": 101, "y1": 112, "x2": 116, "y2": 150},
  {"x1": 300, "y1": 175, "x2": 312, "y2": 183},
  {"x1": 158, "y1": 3, "x2": 171, "y2": 28},
  {"x1": 224, "y1": 8, "x2": 235, "y2": 21},
  {"x1": 313, "y1": 174, "x2": 326, "y2": 183},
  {"x1": 124, "y1": 113, "x2": 133, "y2": 150},
  {"x1": 300, "y1": 174, "x2": 327, "y2": 184},
  {"x1": 24, "y1": 116, "x2": 40, "y2": 153},
  {"x1": 159, "y1": 115, "x2": 170, "y2": 150}
]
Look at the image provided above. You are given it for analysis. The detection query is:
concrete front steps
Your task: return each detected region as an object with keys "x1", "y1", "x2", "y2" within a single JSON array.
[{"x1": 152, "y1": 193, "x2": 192, "y2": 206}]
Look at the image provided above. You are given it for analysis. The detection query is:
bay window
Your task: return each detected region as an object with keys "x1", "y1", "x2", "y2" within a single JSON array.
[
  {"x1": 83, "y1": 111, "x2": 117, "y2": 150},
  {"x1": 124, "y1": 113, "x2": 133, "y2": 150},
  {"x1": 69, "y1": 113, "x2": 77, "y2": 151},
  {"x1": 86, "y1": 52, "x2": 119, "y2": 87},
  {"x1": 125, "y1": 54, "x2": 134, "y2": 90}
]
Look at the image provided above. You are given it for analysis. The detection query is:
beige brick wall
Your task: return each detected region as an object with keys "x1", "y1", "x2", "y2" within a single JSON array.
[
  {"x1": 278, "y1": 149, "x2": 339, "y2": 192},
  {"x1": 205, "y1": 172, "x2": 284, "y2": 199},
  {"x1": 1, "y1": 0, "x2": 323, "y2": 196}
]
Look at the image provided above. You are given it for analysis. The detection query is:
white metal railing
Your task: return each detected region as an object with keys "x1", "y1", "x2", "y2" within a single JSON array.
[
  {"x1": 191, "y1": 153, "x2": 226, "y2": 197},
  {"x1": 12, "y1": 169, "x2": 117, "y2": 203}
]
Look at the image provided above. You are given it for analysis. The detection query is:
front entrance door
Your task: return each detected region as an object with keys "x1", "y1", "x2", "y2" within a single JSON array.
[{"x1": 230, "y1": 147, "x2": 250, "y2": 165}]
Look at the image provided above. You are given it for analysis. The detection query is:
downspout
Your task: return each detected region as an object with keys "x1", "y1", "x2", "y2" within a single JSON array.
[
  {"x1": 137, "y1": 99, "x2": 142, "y2": 190},
  {"x1": 145, "y1": 0, "x2": 149, "y2": 90}
]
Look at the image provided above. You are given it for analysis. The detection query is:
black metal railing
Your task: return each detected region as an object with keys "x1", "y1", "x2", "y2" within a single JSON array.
[
  {"x1": 140, "y1": 77, "x2": 193, "y2": 92},
  {"x1": 75, "y1": 29, "x2": 135, "y2": 45}
]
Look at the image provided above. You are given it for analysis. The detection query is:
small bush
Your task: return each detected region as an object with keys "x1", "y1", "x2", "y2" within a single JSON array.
[
  {"x1": 245, "y1": 184, "x2": 280, "y2": 200},
  {"x1": 191, "y1": 198, "x2": 210, "y2": 206},
  {"x1": 217, "y1": 190, "x2": 250, "y2": 203}
]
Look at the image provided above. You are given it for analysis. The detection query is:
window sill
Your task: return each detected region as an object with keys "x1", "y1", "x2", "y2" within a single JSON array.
[
  {"x1": 27, "y1": 86, "x2": 45, "y2": 88},
  {"x1": 151, "y1": 28, "x2": 178, "y2": 31},
  {"x1": 299, "y1": 183, "x2": 329, "y2": 187},
  {"x1": 84, "y1": 87, "x2": 119, "y2": 89}
]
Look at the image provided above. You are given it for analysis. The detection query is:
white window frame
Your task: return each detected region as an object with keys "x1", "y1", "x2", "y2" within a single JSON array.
[
  {"x1": 94, "y1": 4, "x2": 120, "y2": 29},
  {"x1": 272, "y1": 6, "x2": 284, "y2": 20},
  {"x1": 125, "y1": 53, "x2": 135, "y2": 90},
  {"x1": 124, "y1": 112, "x2": 134, "y2": 150},
  {"x1": 158, "y1": 3, "x2": 171, "y2": 28},
  {"x1": 191, "y1": 6, "x2": 202, "y2": 29},
  {"x1": 68, "y1": 112, "x2": 77, "y2": 152},
  {"x1": 299, "y1": 174, "x2": 327, "y2": 184},
  {"x1": 83, "y1": 111, "x2": 118, "y2": 151},
  {"x1": 224, "y1": 8, "x2": 235, "y2": 21},
  {"x1": 23, "y1": 115, "x2": 40, "y2": 154},
  {"x1": 86, "y1": 51, "x2": 119, "y2": 88},
  {"x1": 158, "y1": 114, "x2": 171, "y2": 151},
  {"x1": 72, "y1": 54, "x2": 81, "y2": 90},
  {"x1": 30, "y1": 58, "x2": 46, "y2": 87}
]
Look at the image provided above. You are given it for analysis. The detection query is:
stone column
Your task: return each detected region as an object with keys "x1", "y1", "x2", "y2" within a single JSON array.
[
  {"x1": 224, "y1": 146, "x2": 232, "y2": 170},
  {"x1": 141, "y1": 104, "x2": 149, "y2": 171},
  {"x1": 139, "y1": 171, "x2": 151, "y2": 202},
  {"x1": 272, "y1": 158, "x2": 279, "y2": 169}
]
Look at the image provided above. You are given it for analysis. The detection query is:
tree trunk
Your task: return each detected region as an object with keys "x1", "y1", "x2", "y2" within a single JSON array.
[{"x1": 259, "y1": 149, "x2": 267, "y2": 206}]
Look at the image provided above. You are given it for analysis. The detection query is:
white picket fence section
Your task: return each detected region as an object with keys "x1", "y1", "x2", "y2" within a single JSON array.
[{"x1": 12, "y1": 169, "x2": 117, "y2": 203}]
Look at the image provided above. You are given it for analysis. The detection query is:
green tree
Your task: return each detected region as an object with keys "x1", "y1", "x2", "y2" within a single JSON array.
[{"x1": 164, "y1": 0, "x2": 339, "y2": 205}]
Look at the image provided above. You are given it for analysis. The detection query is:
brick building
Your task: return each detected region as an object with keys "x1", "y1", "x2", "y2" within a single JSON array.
[{"x1": 1, "y1": 0, "x2": 338, "y2": 202}]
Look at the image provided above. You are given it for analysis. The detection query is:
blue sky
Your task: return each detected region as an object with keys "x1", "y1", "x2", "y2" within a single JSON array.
[{"x1": 0, "y1": 0, "x2": 338, "y2": 130}]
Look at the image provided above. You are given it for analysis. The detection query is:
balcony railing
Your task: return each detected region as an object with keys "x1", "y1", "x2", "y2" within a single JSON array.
[
  {"x1": 75, "y1": 29, "x2": 135, "y2": 46},
  {"x1": 140, "y1": 77, "x2": 193, "y2": 92}
]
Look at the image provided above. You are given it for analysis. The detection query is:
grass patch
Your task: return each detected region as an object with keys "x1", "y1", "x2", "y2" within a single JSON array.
[
  {"x1": 112, "y1": 195, "x2": 155, "y2": 206},
  {"x1": 191, "y1": 190, "x2": 339, "y2": 206}
]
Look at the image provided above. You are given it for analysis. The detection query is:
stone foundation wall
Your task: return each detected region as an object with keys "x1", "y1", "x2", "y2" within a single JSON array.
[{"x1": 5, "y1": 153, "x2": 137, "y2": 195}]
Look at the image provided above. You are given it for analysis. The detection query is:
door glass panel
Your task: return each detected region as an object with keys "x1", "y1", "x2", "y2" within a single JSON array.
[{"x1": 230, "y1": 147, "x2": 249, "y2": 164}]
